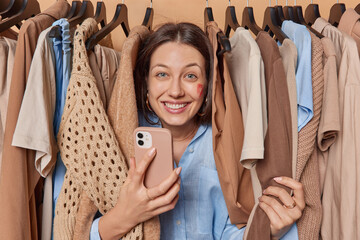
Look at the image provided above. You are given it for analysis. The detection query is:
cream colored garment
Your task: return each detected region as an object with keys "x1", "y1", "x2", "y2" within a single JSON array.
[
  {"x1": 338, "y1": 8, "x2": 360, "y2": 56},
  {"x1": 317, "y1": 37, "x2": 340, "y2": 192},
  {"x1": 225, "y1": 27, "x2": 267, "y2": 168},
  {"x1": 107, "y1": 25, "x2": 160, "y2": 239},
  {"x1": 12, "y1": 27, "x2": 57, "y2": 177},
  {"x1": 0, "y1": 37, "x2": 16, "y2": 173},
  {"x1": 279, "y1": 39, "x2": 298, "y2": 179},
  {"x1": 313, "y1": 17, "x2": 360, "y2": 240},
  {"x1": 88, "y1": 44, "x2": 121, "y2": 109},
  {"x1": 53, "y1": 18, "x2": 141, "y2": 240}
]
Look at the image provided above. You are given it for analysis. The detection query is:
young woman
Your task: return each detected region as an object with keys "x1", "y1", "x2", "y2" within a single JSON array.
[{"x1": 97, "y1": 22, "x2": 305, "y2": 240}]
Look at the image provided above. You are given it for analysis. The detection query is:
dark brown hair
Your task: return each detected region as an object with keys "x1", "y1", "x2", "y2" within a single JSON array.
[{"x1": 134, "y1": 22, "x2": 214, "y2": 125}]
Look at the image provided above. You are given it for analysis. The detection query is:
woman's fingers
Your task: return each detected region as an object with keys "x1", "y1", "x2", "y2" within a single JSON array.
[
  {"x1": 151, "y1": 194, "x2": 180, "y2": 216},
  {"x1": 274, "y1": 177, "x2": 305, "y2": 210},
  {"x1": 132, "y1": 148, "x2": 157, "y2": 182},
  {"x1": 263, "y1": 186, "x2": 295, "y2": 210},
  {"x1": 259, "y1": 195, "x2": 294, "y2": 225},
  {"x1": 147, "y1": 167, "x2": 182, "y2": 199},
  {"x1": 149, "y1": 179, "x2": 181, "y2": 209},
  {"x1": 258, "y1": 200, "x2": 283, "y2": 230}
]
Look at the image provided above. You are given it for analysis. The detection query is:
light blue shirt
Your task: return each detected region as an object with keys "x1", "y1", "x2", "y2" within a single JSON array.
[
  {"x1": 51, "y1": 18, "x2": 72, "y2": 239},
  {"x1": 89, "y1": 114, "x2": 299, "y2": 239},
  {"x1": 281, "y1": 20, "x2": 313, "y2": 132}
]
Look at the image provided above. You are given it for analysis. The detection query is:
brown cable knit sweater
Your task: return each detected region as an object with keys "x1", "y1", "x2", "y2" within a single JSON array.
[
  {"x1": 107, "y1": 25, "x2": 160, "y2": 239},
  {"x1": 296, "y1": 31, "x2": 324, "y2": 240}
]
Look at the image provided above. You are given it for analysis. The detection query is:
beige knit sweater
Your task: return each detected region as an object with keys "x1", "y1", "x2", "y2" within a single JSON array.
[
  {"x1": 107, "y1": 25, "x2": 160, "y2": 239},
  {"x1": 296, "y1": 31, "x2": 324, "y2": 240},
  {"x1": 53, "y1": 19, "x2": 142, "y2": 240}
]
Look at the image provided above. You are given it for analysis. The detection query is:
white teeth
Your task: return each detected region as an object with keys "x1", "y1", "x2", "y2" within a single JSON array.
[{"x1": 164, "y1": 102, "x2": 187, "y2": 109}]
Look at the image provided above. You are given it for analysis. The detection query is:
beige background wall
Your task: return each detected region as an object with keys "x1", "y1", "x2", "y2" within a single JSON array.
[{"x1": 36, "y1": 0, "x2": 359, "y2": 51}]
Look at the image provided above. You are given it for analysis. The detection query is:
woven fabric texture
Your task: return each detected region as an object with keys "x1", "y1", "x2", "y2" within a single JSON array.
[
  {"x1": 296, "y1": 31, "x2": 324, "y2": 240},
  {"x1": 53, "y1": 18, "x2": 142, "y2": 240}
]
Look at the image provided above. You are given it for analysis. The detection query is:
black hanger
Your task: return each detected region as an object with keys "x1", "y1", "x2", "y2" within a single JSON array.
[
  {"x1": 224, "y1": 3, "x2": 240, "y2": 37},
  {"x1": 293, "y1": 5, "x2": 324, "y2": 38},
  {"x1": 283, "y1": 6, "x2": 295, "y2": 20},
  {"x1": 49, "y1": 1, "x2": 83, "y2": 40},
  {"x1": 86, "y1": 3, "x2": 130, "y2": 50},
  {"x1": 304, "y1": 4, "x2": 320, "y2": 26},
  {"x1": 241, "y1": 6, "x2": 262, "y2": 35},
  {"x1": 142, "y1": 0, "x2": 154, "y2": 30},
  {"x1": 355, "y1": 4, "x2": 360, "y2": 15},
  {"x1": 0, "y1": 0, "x2": 40, "y2": 33},
  {"x1": 66, "y1": 1, "x2": 82, "y2": 19},
  {"x1": 328, "y1": 3, "x2": 345, "y2": 27},
  {"x1": 94, "y1": 1, "x2": 107, "y2": 28},
  {"x1": 68, "y1": 0, "x2": 94, "y2": 29},
  {"x1": 262, "y1": 6, "x2": 288, "y2": 43},
  {"x1": 0, "y1": 0, "x2": 15, "y2": 16},
  {"x1": 204, "y1": 5, "x2": 231, "y2": 56},
  {"x1": 274, "y1": 5, "x2": 285, "y2": 25}
]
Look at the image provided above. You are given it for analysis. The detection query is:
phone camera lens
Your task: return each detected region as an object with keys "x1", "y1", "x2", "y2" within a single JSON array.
[
  {"x1": 138, "y1": 140, "x2": 144, "y2": 146},
  {"x1": 137, "y1": 133, "x2": 144, "y2": 138}
]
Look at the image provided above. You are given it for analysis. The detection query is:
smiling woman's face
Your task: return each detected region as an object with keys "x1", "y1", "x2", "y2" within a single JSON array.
[{"x1": 147, "y1": 41, "x2": 207, "y2": 129}]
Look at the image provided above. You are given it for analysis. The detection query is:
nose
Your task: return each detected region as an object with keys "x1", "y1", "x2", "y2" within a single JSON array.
[{"x1": 167, "y1": 77, "x2": 184, "y2": 98}]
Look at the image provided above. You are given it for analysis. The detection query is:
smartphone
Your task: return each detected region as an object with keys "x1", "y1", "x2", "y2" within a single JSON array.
[{"x1": 134, "y1": 127, "x2": 174, "y2": 188}]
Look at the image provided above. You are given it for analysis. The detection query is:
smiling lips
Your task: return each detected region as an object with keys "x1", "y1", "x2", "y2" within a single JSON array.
[{"x1": 163, "y1": 102, "x2": 190, "y2": 113}]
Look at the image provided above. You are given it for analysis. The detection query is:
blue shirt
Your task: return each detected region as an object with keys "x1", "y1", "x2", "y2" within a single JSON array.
[
  {"x1": 51, "y1": 18, "x2": 72, "y2": 239},
  {"x1": 89, "y1": 114, "x2": 299, "y2": 239},
  {"x1": 281, "y1": 20, "x2": 313, "y2": 132}
]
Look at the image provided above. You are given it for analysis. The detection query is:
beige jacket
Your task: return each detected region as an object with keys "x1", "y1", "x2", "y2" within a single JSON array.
[{"x1": 313, "y1": 17, "x2": 360, "y2": 240}]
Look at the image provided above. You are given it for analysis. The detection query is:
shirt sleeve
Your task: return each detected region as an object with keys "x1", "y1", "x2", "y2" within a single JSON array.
[
  {"x1": 222, "y1": 216, "x2": 299, "y2": 240},
  {"x1": 90, "y1": 217, "x2": 101, "y2": 240}
]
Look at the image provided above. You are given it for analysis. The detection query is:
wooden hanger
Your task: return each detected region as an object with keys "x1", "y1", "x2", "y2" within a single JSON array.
[
  {"x1": 94, "y1": 1, "x2": 106, "y2": 28},
  {"x1": 355, "y1": 4, "x2": 360, "y2": 15},
  {"x1": 142, "y1": 0, "x2": 154, "y2": 30},
  {"x1": 328, "y1": 3, "x2": 345, "y2": 27},
  {"x1": 305, "y1": 3, "x2": 320, "y2": 26},
  {"x1": 241, "y1": 6, "x2": 262, "y2": 35},
  {"x1": 66, "y1": 1, "x2": 82, "y2": 20},
  {"x1": 68, "y1": 0, "x2": 94, "y2": 29},
  {"x1": 262, "y1": 6, "x2": 288, "y2": 43},
  {"x1": 224, "y1": 1, "x2": 240, "y2": 37},
  {"x1": 0, "y1": 0, "x2": 40, "y2": 33},
  {"x1": 0, "y1": 0, "x2": 15, "y2": 16},
  {"x1": 283, "y1": 6, "x2": 295, "y2": 20},
  {"x1": 274, "y1": 5, "x2": 285, "y2": 25},
  {"x1": 293, "y1": 5, "x2": 324, "y2": 38},
  {"x1": 204, "y1": 2, "x2": 231, "y2": 55},
  {"x1": 86, "y1": 3, "x2": 130, "y2": 50}
]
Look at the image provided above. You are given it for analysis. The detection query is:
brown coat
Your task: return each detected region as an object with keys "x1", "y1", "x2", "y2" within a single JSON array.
[
  {"x1": 206, "y1": 21, "x2": 254, "y2": 229},
  {"x1": 245, "y1": 31, "x2": 293, "y2": 240},
  {"x1": 0, "y1": 1, "x2": 69, "y2": 239}
]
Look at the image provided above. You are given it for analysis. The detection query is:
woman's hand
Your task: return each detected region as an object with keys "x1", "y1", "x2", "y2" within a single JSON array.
[
  {"x1": 258, "y1": 176, "x2": 305, "y2": 240},
  {"x1": 99, "y1": 147, "x2": 181, "y2": 240}
]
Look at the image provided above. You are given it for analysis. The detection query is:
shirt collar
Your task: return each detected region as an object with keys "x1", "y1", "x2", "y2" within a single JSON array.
[
  {"x1": 313, "y1": 17, "x2": 332, "y2": 34},
  {"x1": 38, "y1": 0, "x2": 70, "y2": 20},
  {"x1": 338, "y1": 8, "x2": 360, "y2": 36}
]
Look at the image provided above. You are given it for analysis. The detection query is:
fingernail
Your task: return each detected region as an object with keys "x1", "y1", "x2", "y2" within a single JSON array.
[
  {"x1": 274, "y1": 177, "x2": 282, "y2": 181},
  {"x1": 148, "y1": 147, "x2": 156, "y2": 156},
  {"x1": 177, "y1": 178, "x2": 181, "y2": 184},
  {"x1": 176, "y1": 167, "x2": 182, "y2": 175},
  {"x1": 262, "y1": 189, "x2": 266, "y2": 194}
]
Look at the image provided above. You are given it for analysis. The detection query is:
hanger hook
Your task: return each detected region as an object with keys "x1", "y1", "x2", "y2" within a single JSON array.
[
  {"x1": 229, "y1": 0, "x2": 231, "y2": 6},
  {"x1": 122, "y1": 0, "x2": 124, "y2": 4},
  {"x1": 269, "y1": 0, "x2": 271, "y2": 7},
  {"x1": 247, "y1": 0, "x2": 249, "y2": 7},
  {"x1": 150, "y1": 0, "x2": 153, "y2": 8},
  {"x1": 294, "y1": 0, "x2": 296, "y2": 5},
  {"x1": 206, "y1": 0, "x2": 209, "y2": 8}
]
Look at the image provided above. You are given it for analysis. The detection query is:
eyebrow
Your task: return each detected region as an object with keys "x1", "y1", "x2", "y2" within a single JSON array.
[{"x1": 150, "y1": 63, "x2": 202, "y2": 71}]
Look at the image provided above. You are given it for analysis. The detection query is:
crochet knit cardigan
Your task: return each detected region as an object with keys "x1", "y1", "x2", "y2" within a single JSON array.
[{"x1": 53, "y1": 19, "x2": 142, "y2": 240}]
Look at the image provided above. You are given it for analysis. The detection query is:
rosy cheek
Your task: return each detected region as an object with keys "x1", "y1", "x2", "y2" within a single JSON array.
[{"x1": 197, "y1": 84, "x2": 204, "y2": 97}]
